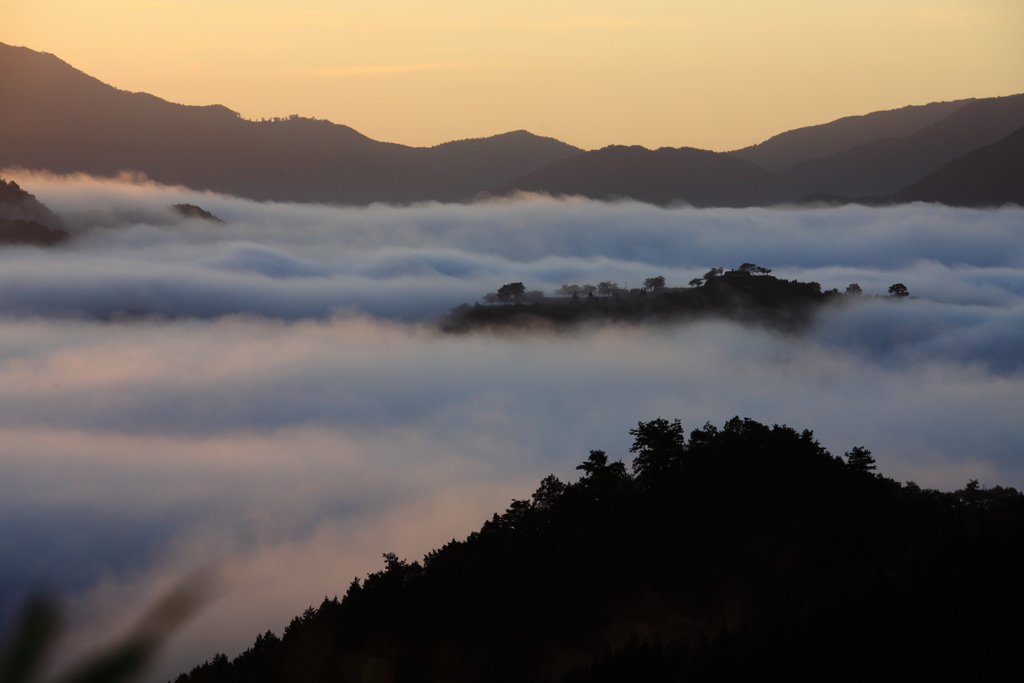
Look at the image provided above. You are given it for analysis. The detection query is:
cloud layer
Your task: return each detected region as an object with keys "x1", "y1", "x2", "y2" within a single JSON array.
[
  {"x1": 1, "y1": 171, "x2": 1022, "y2": 682},
  {"x1": 4, "y1": 169, "x2": 1024, "y2": 321}
]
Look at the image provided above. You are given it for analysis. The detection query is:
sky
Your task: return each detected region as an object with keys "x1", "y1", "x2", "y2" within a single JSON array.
[
  {"x1": 4, "y1": 1, "x2": 1024, "y2": 149},
  {"x1": 1, "y1": 172, "x2": 1023, "y2": 681}
]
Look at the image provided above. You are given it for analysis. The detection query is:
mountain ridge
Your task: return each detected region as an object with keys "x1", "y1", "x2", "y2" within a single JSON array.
[
  {"x1": 893, "y1": 124, "x2": 1024, "y2": 207},
  {"x1": 499, "y1": 93, "x2": 1024, "y2": 206},
  {"x1": 4, "y1": 42, "x2": 1023, "y2": 208},
  {"x1": 495, "y1": 145, "x2": 778, "y2": 207},
  {"x1": 0, "y1": 43, "x2": 582, "y2": 204},
  {"x1": 772, "y1": 92, "x2": 1024, "y2": 200},
  {"x1": 728, "y1": 99, "x2": 975, "y2": 171}
]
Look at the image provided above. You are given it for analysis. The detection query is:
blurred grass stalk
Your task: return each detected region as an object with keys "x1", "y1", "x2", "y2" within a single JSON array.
[{"x1": 0, "y1": 572, "x2": 219, "y2": 683}]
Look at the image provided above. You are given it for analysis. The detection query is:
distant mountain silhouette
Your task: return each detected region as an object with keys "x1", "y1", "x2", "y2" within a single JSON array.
[
  {"x1": 7, "y1": 42, "x2": 1024, "y2": 209},
  {"x1": 773, "y1": 93, "x2": 1024, "y2": 200},
  {"x1": 0, "y1": 178, "x2": 69, "y2": 245},
  {"x1": 892, "y1": 125, "x2": 1024, "y2": 207},
  {"x1": 729, "y1": 99, "x2": 973, "y2": 171},
  {"x1": 172, "y1": 204, "x2": 226, "y2": 223},
  {"x1": 0, "y1": 44, "x2": 582, "y2": 204},
  {"x1": 0, "y1": 218, "x2": 70, "y2": 246},
  {"x1": 500, "y1": 94, "x2": 1024, "y2": 206},
  {"x1": 0, "y1": 178, "x2": 66, "y2": 232},
  {"x1": 495, "y1": 146, "x2": 780, "y2": 207}
]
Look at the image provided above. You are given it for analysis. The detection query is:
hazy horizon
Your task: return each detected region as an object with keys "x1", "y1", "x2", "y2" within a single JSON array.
[{"x1": 4, "y1": 1, "x2": 1023, "y2": 151}]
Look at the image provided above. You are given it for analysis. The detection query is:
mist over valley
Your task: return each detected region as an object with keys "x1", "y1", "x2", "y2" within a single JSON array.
[
  {"x1": 0, "y1": 167, "x2": 1022, "y2": 681},
  {"x1": 2, "y1": 31, "x2": 1024, "y2": 683}
]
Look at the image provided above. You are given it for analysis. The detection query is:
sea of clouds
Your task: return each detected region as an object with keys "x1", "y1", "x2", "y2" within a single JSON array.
[{"x1": 1, "y1": 169, "x2": 1022, "y2": 681}]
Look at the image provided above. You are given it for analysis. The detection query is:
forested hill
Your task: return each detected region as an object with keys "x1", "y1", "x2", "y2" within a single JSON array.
[
  {"x1": 498, "y1": 94, "x2": 1024, "y2": 206},
  {"x1": 0, "y1": 44, "x2": 581, "y2": 204},
  {"x1": 893, "y1": 124, "x2": 1024, "y2": 207},
  {"x1": 727, "y1": 99, "x2": 974, "y2": 171},
  {"x1": 442, "y1": 268, "x2": 857, "y2": 333},
  {"x1": 8, "y1": 42, "x2": 1024, "y2": 209},
  {"x1": 173, "y1": 417, "x2": 1023, "y2": 683},
  {"x1": 0, "y1": 178, "x2": 70, "y2": 245}
]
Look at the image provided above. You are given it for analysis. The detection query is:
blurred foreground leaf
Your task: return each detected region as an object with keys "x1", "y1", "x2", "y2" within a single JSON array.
[
  {"x1": 0, "y1": 598, "x2": 60, "y2": 683},
  {"x1": 1, "y1": 572, "x2": 218, "y2": 683}
]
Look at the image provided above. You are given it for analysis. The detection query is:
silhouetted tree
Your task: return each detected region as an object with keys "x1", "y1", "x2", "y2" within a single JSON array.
[
  {"x1": 576, "y1": 450, "x2": 611, "y2": 477},
  {"x1": 597, "y1": 281, "x2": 620, "y2": 297},
  {"x1": 574, "y1": 449, "x2": 629, "y2": 495},
  {"x1": 846, "y1": 283, "x2": 862, "y2": 295},
  {"x1": 629, "y1": 418, "x2": 686, "y2": 479},
  {"x1": 844, "y1": 446, "x2": 876, "y2": 473},
  {"x1": 642, "y1": 276, "x2": 666, "y2": 291},
  {"x1": 738, "y1": 263, "x2": 772, "y2": 275},
  {"x1": 488, "y1": 282, "x2": 527, "y2": 304},
  {"x1": 558, "y1": 283, "x2": 598, "y2": 296},
  {"x1": 888, "y1": 283, "x2": 909, "y2": 298},
  {"x1": 688, "y1": 278, "x2": 703, "y2": 288},
  {"x1": 531, "y1": 474, "x2": 566, "y2": 510}
]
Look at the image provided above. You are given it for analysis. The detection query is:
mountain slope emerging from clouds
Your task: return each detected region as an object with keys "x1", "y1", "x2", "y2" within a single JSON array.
[
  {"x1": 499, "y1": 94, "x2": 1024, "y2": 206},
  {"x1": 773, "y1": 93, "x2": 1024, "y2": 200},
  {"x1": 496, "y1": 145, "x2": 780, "y2": 207},
  {"x1": 0, "y1": 178, "x2": 70, "y2": 245},
  {"x1": 728, "y1": 99, "x2": 974, "y2": 172},
  {"x1": 171, "y1": 417, "x2": 1024, "y2": 683},
  {"x1": 892, "y1": 125, "x2": 1024, "y2": 207},
  {"x1": 6, "y1": 42, "x2": 1024, "y2": 209},
  {"x1": 0, "y1": 44, "x2": 582, "y2": 204}
]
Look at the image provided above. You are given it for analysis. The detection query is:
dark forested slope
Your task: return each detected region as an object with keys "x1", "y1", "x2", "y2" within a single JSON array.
[
  {"x1": 0, "y1": 178, "x2": 70, "y2": 245},
  {"x1": 773, "y1": 93, "x2": 1024, "y2": 200},
  {"x1": 728, "y1": 99, "x2": 973, "y2": 171},
  {"x1": 172, "y1": 418, "x2": 1023, "y2": 683},
  {"x1": 0, "y1": 44, "x2": 581, "y2": 204},
  {"x1": 444, "y1": 270, "x2": 836, "y2": 332},
  {"x1": 893, "y1": 125, "x2": 1024, "y2": 207},
  {"x1": 499, "y1": 94, "x2": 1024, "y2": 206}
]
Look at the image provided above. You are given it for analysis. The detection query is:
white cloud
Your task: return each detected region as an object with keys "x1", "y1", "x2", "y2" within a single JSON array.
[{"x1": 1, "y1": 172, "x2": 1022, "y2": 681}]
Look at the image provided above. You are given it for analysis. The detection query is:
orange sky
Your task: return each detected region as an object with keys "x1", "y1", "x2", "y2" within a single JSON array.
[{"x1": 4, "y1": 1, "x2": 1023, "y2": 150}]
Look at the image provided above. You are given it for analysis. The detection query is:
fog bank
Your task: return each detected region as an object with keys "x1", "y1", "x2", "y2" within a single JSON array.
[
  {"x1": 1, "y1": 171, "x2": 1021, "y2": 682},
  {"x1": 3, "y1": 169, "x2": 1023, "y2": 321}
]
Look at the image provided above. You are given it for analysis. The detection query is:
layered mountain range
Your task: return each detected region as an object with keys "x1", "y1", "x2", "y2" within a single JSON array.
[
  {"x1": 500, "y1": 95, "x2": 1024, "y2": 206},
  {"x1": 2, "y1": 42, "x2": 1021, "y2": 207},
  {"x1": 0, "y1": 44, "x2": 580, "y2": 204}
]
